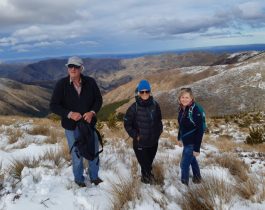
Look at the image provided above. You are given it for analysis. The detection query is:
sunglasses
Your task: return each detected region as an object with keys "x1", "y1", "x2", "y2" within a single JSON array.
[
  {"x1": 180, "y1": 87, "x2": 191, "y2": 91},
  {"x1": 139, "y1": 90, "x2": 150, "y2": 94},
  {"x1": 68, "y1": 64, "x2": 81, "y2": 69}
]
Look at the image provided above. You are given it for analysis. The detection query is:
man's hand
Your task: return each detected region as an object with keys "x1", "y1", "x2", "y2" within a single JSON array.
[
  {"x1": 176, "y1": 140, "x2": 183, "y2": 147},
  {"x1": 70, "y1": 112, "x2": 82, "y2": 121},
  {"x1": 137, "y1": 136, "x2": 140, "y2": 141},
  {"x1": 193, "y1": 151, "x2": 200, "y2": 157},
  {"x1": 83, "y1": 112, "x2": 94, "y2": 123}
]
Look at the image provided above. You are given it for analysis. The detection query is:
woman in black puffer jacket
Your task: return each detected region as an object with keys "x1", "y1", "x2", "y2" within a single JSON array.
[{"x1": 124, "y1": 80, "x2": 163, "y2": 184}]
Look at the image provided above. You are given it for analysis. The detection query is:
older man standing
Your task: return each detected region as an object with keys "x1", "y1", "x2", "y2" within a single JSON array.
[{"x1": 50, "y1": 56, "x2": 103, "y2": 187}]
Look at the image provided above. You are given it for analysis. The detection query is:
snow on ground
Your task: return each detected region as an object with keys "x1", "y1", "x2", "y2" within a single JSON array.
[{"x1": 0, "y1": 119, "x2": 264, "y2": 210}]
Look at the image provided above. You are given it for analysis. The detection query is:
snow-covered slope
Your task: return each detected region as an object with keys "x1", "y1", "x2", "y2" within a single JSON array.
[{"x1": 0, "y1": 117, "x2": 264, "y2": 210}]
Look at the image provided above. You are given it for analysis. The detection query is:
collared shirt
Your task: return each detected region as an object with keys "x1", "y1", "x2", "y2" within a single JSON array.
[
  {"x1": 70, "y1": 77, "x2": 82, "y2": 96},
  {"x1": 67, "y1": 77, "x2": 95, "y2": 119}
]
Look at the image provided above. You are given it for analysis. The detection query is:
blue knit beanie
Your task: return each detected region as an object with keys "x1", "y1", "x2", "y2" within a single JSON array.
[{"x1": 137, "y1": 80, "x2": 151, "y2": 92}]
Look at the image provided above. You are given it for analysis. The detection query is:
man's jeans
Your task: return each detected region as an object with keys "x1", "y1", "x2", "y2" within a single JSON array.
[
  {"x1": 65, "y1": 128, "x2": 99, "y2": 183},
  {"x1": 180, "y1": 144, "x2": 201, "y2": 185}
]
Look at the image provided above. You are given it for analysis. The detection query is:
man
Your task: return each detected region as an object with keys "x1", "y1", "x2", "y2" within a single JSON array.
[{"x1": 50, "y1": 56, "x2": 103, "y2": 187}]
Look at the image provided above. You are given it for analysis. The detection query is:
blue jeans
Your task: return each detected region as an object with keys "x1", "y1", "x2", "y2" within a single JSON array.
[
  {"x1": 180, "y1": 144, "x2": 201, "y2": 185},
  {"x1": 65, "y1": 128, "x2": 99, "y2": 183}
]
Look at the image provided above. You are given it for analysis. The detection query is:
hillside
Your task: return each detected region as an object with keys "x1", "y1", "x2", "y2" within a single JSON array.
[
  {"x1": 104, "y1": 51, "x2": 265, "y2": 118},
  {"x1": 0, "y1": 78, "x2": 51, "y2": 117},
  {"x1": 0, "y1": 51, "x2": 264, "y2": 118}
]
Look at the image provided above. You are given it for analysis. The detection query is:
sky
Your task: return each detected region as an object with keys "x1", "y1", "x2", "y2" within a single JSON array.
[{"x1": 0, "y1": 0, "x2": 265, "y2": 60}]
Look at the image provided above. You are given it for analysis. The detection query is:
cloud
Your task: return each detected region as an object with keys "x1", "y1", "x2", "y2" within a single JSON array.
[{"x1": 0, "y1": 0, "x2": 265, "y2": 58}]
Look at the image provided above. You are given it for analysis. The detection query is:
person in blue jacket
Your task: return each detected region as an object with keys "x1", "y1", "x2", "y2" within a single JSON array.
[{"x1": 177, "y1": 88, "x2": 204, "y2": 185}]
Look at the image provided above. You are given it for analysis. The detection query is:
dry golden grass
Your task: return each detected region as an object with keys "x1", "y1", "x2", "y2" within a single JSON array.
[
  {"x1": 0, "y1": 116, "x2": 26, "y2": 126},
  {"x1": 7, "y1": 157, "x2": 40, "y2": 180},
  {"x1": 42, "y1": 148, "x2": 65, "y2": 168},
  {"x1": 59, "y1": 139, "x2": 71, "y2": 163},
  {"x1": 179, "y1": 175, "x2": 234, "y2": 210},
  {"x1": 208, "y1": 136, "x2": 238, "y2": 152},
  {"x1": 257, "y1": 176, "x2": 265, "y2": 203},
  {"x1": 207, "y1": 154, "x2": 249, "y2": 182},
  {"x1": 27, "y1": 125, "x2": 50, "y2": 136},
  {"x1": 236, "y1": 176, "x2": 258, "y2": 200},
  {"x1": 152, "y1": 161, "x2": 165, "y2": 185},
  {"x1": 110, "y1": 176, "x2": 139, "y2": 210},
  {"x1": 7, "y1": 128, "x2": 23, "y2": 144},
  {"x1": 44, "y1": 130, "x2": 58, "y2": 144}
]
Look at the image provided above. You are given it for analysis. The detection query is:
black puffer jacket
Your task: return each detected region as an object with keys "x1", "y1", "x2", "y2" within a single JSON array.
[{"x1": 124, "y1": 96, "x2": 163, "y2": 148}]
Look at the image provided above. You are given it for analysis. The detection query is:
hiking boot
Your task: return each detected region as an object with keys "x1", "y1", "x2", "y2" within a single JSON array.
[
  {"x1": 192, "y1": 177, "x2": 202, "y2": 184},
  {"x1": 91, "y1": 177, "x2": 103, "y2": 185},
  {"x1": 75, "y1": 181, "x2": 86, "y2": 187},
  {"x1": 149, "y1": 173, "x2": 155, "y2": 185},
  {"x1": 141, "y1": 176, "x2": 150, "y2": 184},
  {"x1": 181, "y1": 180, "x2": 189, "y2": 186}
]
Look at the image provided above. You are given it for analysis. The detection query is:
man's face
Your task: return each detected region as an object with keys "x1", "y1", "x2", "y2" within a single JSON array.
[{"x1": 68, "y1": 64, "x2": 82, "y2": 79}]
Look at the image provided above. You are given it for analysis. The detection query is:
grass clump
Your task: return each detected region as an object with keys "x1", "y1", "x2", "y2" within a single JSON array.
[
  {"x1": 245, "y1": 126, "x2": 265, "y2": 145},
  {"x1": 27, "y1": 125, "x2": 50, "y2": 136},
  {"x1": 110, "y1": 176, "x2": 138, "y2": 210},
  {"x1": 179, "y1": 176, "x2": 234, "y2": 210},
  {"x1": 7, "y1": 129, "x2": 23, "y2": 144}
]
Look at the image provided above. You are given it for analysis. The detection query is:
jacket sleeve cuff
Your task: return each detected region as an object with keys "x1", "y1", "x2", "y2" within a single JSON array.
[{"x1": 67, "y1": 111, "x2": 73, "y2": 119}]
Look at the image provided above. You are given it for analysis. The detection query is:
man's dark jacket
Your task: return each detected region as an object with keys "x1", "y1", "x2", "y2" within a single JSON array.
[
  {"x1": 50, "y1": 74, "x2": 102, "y2": 130},
  {"x1": 124, "y1": 96, "x2": 163, "y2": 148}
]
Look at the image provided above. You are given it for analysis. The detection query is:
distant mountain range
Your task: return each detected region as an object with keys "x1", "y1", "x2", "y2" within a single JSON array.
[{"x1": 0, "y1": 45, "x2": 265, "y2": 117}]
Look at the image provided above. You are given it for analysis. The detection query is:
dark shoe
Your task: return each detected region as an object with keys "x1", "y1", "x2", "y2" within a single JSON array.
[
  {"x1": 75, "y1": 181, "x2": 86, "y2": 187},
  {"x1": 91, "y1": 177, "x2": 103, "y2": 185},
  {"x1": 192, "y1": 177, "x2": 202, "y2": 184},
  {"x1": 181, "y1": 180, "x2": 189, "y2": 186},
  {"x1": 141, "y1": 176, "x2": 150, "y2": 184},
  {"x1": 149, "y1": 173, "x2": 155, "y2": 185}
]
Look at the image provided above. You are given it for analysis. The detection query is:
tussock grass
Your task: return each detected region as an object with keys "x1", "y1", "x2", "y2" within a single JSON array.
[
  {"x1": 209, "y1": 136, "x2": 238, "y2": 153},
  {"x1": 209, "y1": 154, "x2": 249, "y2": 182},
  {"x1": 110, "y1": 176, "x2": 139, "y2": 210},
  {"x1": 236, "y1": 176, "x2": 258, "y2": 200},
  {"x1": 179, "y1": 176, "x2": 234, "y2": 210},
  {"x1": 42, "y1": 148, "x2": 65, "y2": 168},
  {"x1": 7, "y1": 157, "x2": 40, "y2": 180},
  {"x1": 7, "y1": 128, "x2": 23, "y2": 144},
  {"x1": 0, "y1": 116, "x2": 19, "y2": 126},
  {"x1": 59, "y1": 139, "x2": 71, "y2": 163},
  {"x1": 27, "y1": 125, "x2": 50, "y2": 136},
  {"x1": 44, "y1": 130, "x2": 58, "y2": 144},
  {"x1": 152, "y1": 161, "x2": 165, "y2": 185},
  {"x1": 257, "y1": 177, "x2": 265, "y2": 203}
]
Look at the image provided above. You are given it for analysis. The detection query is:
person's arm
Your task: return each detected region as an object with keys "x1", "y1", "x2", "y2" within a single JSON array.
[
  {"x1": 193, "y1": 106, "x2": 204, "y2": 153},
  {"x1": 124, "y1": 104, "x2": 138, "y2": 139},
  {"x1": 156, "y1": 102, "x2": 163, "y2": 134},
  {"x1": 50, "y1": 80, "x2": 71, "y2": 118},
  {"x1": 90, "y1": 78, "x2": 103, "y2": 114}
]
